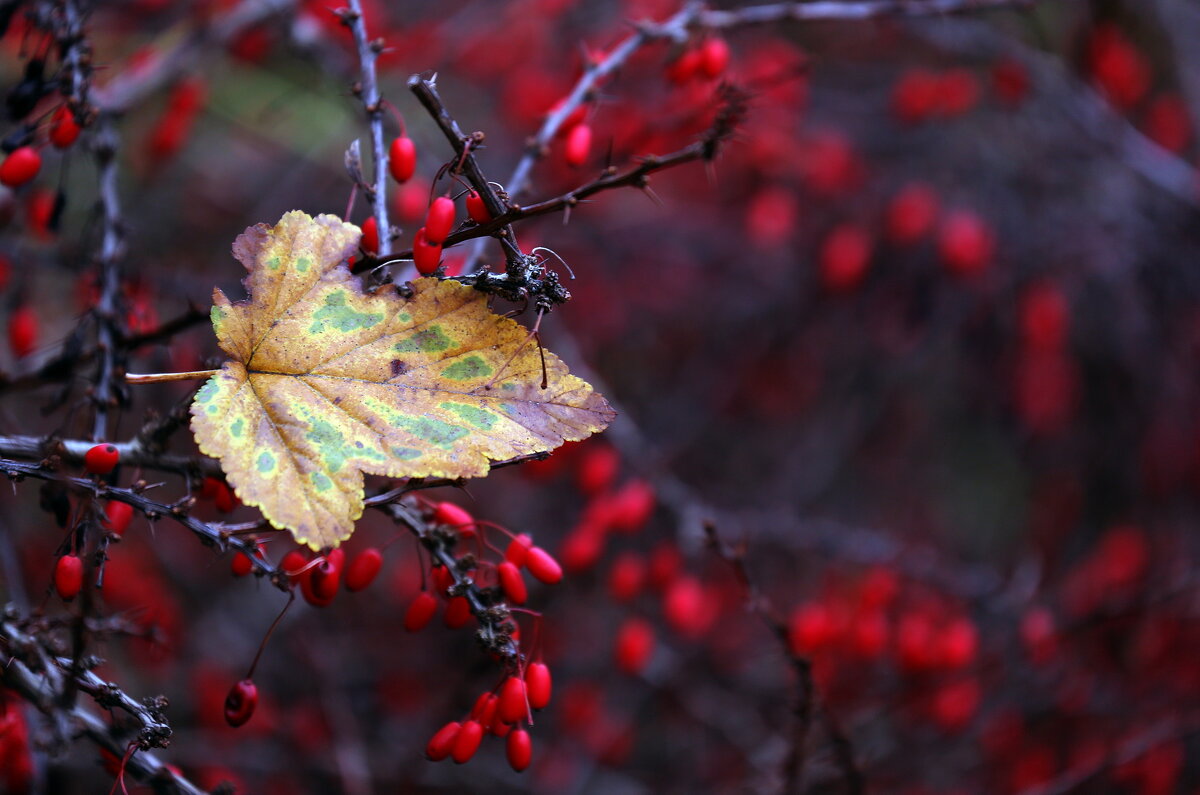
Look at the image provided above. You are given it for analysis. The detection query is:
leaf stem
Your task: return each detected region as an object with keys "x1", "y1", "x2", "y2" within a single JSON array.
[{"x1": 125, "y1": 370, "x2": 220, "y2": 385}]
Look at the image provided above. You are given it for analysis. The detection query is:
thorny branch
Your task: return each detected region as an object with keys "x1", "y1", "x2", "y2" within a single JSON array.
[
  {"x1": 0, "y1": 615, "x2": 208, "y2": 795},
  {"x1": 704, "y1": 524, "x2": 864, "y2": 795},
  {"x1": 341, "y1": 0, "x2": 392, "y2": 257}
]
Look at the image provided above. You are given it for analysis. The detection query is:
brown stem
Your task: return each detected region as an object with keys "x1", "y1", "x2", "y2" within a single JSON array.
[{"x1": 125, "y1": 370, "x2": 220, "y2": 384}]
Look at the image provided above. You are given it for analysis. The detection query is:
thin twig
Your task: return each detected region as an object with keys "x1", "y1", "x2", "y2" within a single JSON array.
[{"x1": 343, "y1": 0, "x2": 391, "y2": 257}]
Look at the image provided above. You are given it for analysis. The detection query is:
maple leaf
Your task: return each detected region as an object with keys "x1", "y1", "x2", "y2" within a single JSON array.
[{"x1": 191, "y1": 211, "x2": 614, "y2": 550}]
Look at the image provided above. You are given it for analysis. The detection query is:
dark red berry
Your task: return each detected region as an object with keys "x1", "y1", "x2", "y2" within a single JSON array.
[
  {"x1": 444, "y1": 595, "x2": 471, "y2": 628},
  {"x1": 360, "y1": 216, "x2": 379, "y2": 254},
  {"x1": 223, "y1": 679, "x2": 258, "y2": 728},
  {"x1": 102, "y1": 500, "x2": 134, "y2": 536},
  {"x1": 564, "y1": 123, "x2": 591, "y2": 167},
  {"x1": 309, "y1": 548, "x2": 344, "y2": 602},
  {"x1": 498, "y1": 676, "x2": 527, "y2": 724},
  {"x1": 505, "y1": 533, "x2": 533, "y2": 567}
]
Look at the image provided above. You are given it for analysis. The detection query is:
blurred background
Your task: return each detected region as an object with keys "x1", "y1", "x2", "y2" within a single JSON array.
[{"x1": 1, "y1": 0, "x2": 1199, "y2": 792}]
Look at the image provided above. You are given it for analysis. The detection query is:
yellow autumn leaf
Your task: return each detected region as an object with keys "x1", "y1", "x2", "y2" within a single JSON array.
[{"x1": 190, "y1": 211, "x2": 614, "y2": 550}]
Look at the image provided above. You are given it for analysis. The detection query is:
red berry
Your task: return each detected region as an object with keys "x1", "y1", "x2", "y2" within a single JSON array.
[
  {"x1": 931, "y1": 677, "x2": 980, "y2": 732},
  {"x1": 939, "y1": 617, "x2": 979, "y2": 669},
  {"x1": 426, "y1": 721, "x2": 461, "y2": 761},
  {"x1": 498, "y1": 675, "x2": 527, "y2": 724},
  {"x1": 937, "y1": 209, "x2": 994, "y2": 277},
  {"x1": 432, "y1": 501, "x2": 474, "y2": 534},
  {"x1": 54, "y1": 554, "x2": 84, "y2": 601},
  {"x1": 646, "y1": 542, "x2": 682, "y2": 590},
  {"x1": 564, "y1": 123, "x2": 591, "y2": 167},
  {"x1": 424, "y1": 196, "x2": 456, "y2": 245},
  {"x1": 497, "y1": 561, "x2": 527, "y2": 605},
  {"x1": 1019, "y1": 282, "x2": 1069, "y2": 351},
  {"x1": 50, "y1": 107, "x2": 82, "y2": 149},
  {"x1": 465, "y1": 190, "x2": 491, "y2": 224},
  {"x1": 102, "y1": 500, "x2": 134, "y2": 535},
  {"x1": 1144, "y1": 94, "x2": 1191, "y2": 154},
  {"x1": 1020, "y1": 607, "x2": 1058, "y2": 664},
  {"x1": 8, "y1": 305, "x2": 38, "y2": 359},
  {"x1": 662, "y1": 575, "x2": 716, "y2": 639},
  {"x1": 607, "y1": 479, "x2": 655, "y2": 533},
  {"x1": 992, "y1": 57, "x2": 1029, "y2": 108},
  {"x1": 470, "y1": 692, "x2": 499, "y2": 731},
  {"x1": 412, "y1": 227, "x2": 442, "y2": 275},
  {"x1": 404, "y1": 590, "x2": 438, "y2": 632},
  {"x1": 360, "y1": 216, "x2": 379, "y2": 254},
  {"x1": 84, "y1": 443, "x2": 120, "y2": 475},
  {"x1": 577, "y1": 445, "x2": 619, "y2": 495},
  {"x1": 444, "y1": 595, "x2": 471, "y2": 628},
  {"x1": 280, "y1": 550, "x2": 308, "y2": 583},
  {"x1": 666, "y1": 48, "x2": 703, "y2": 84},
  {"x1": 615, "y1": 617, "x2": 655, "y2": 675},
  {"x1": 885, "y1": 182, "x2": 939, "y2": 246},
  {"x1": 451, "y1": 719, "x2": 484, "y2": 764},
  {"x1": 0, "y1": 147, "x2": 41, "y2": 187},
  {"x1": 891, "y1": 69, "x2": 940, "y2": 124},
  {"x1": 431, "y1": 564, "x2": 454, "y2": 595},
  {"x1": 388, "y1": 136, "x2": 416, "y2": 183},
  {"x1": 699, "y1": 37, "x2": 730, "y2": 79},
  {"x1": 936, "y1": 68, "x2": 980, "y2": 117},
  {"x1": 788, "y1": 602, "x2": 835, "y2": 654},
  {"x1": 524, "y1": 546, "x2": 563, "y2": 585},
  {"x1": 231, "y1": 549, "x2": 254, "y2": 577},
  {"x1": 223, "y1": 679, "x2": 258, "y2": 728},
  {"x1": 525, "y1": 662, "x2": 552, "y2": 710},
  {"x1": 345, "y1": 547, "x2": 383, "y2": 592},
  {"x1": 819, "y1": 223, "x2": 872, "y2": 293},
  {"x1": 505, "y1": 533, "x2": 532, "y2": 566},
  {"x1": 309, "y1": 548, "x2": 344, "y2": 602},
  {"x1": 607, "y1": 552, "x2": 646, "y2": 603},
  {"x1": 506, "y1": 727, "x2": 533, "y2": 772}
]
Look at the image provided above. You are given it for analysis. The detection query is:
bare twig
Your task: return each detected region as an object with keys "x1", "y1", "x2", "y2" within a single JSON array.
[{"x1": 342, "y1": 0, "x2": 391, "y2": 257}]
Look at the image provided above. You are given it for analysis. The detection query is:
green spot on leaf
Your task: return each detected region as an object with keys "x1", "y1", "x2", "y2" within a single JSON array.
[
  {"x1": 442, "y1": 355, "x2": 493, "y2": 381},
  {"x1": 296, "y1": 256, "x2": 311, "y2": 273},
  {"x1": 395, "y1": 416, "x2": 468, "y2": 448},
  {"x1": 390, "y1": 446, "x2": 422, "y2": 460},
  {"x1": 257, "y1": 452, "x2": 276, "y2": 473},
  {"x1": 398, "y1": 311, "x2": 412, "y2": 323},
  {"x1": 441, "y1": 402, "x2": 497, "y2": 430},
  {"x1": 267, "y1": 256, "x2": 282, "y2": 270},
  {"x1": 311, "y1": 471, "x2": 333, "y2": 492},
  {"x1": 231, "y1": 418, "x2": 245, "y2": 437},
  {"x1": 196, "y1": 379, "x2": 219, "y2": 404},
  {"x1": 393, "y1": 326, "x2": 453, "y2": 354},
  {"x1": 309, "y1": 290, "x2": 383, "y2": 334}
]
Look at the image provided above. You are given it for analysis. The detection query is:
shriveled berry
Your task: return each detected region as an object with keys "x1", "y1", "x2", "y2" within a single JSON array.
[
  {"x1": 345, "y1": 547, "x2": 383, "y2": 592},
  {"x1": 54, "y1": 554, "x2": 84, "y2": 601},
  {"x1": 84, "y1": 443, "x2": 119, "y2": 475},
  {"x1": 223, "y1": 679, "x2": 258, "y2": 728}
]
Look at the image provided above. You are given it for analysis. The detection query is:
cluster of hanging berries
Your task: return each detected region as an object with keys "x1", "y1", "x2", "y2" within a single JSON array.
[{"x1": 426, "y1": 660, "x2": 553, "y2": 772}]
